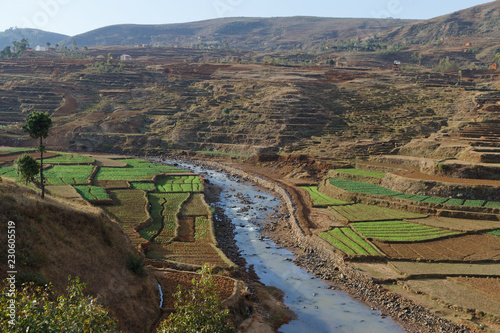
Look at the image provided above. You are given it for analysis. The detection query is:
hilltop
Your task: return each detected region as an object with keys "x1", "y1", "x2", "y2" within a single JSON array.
[
  {"x1": 383, "y1": 1, "x2": 500, "y2": 43},
  {"x1": 0, "y1": 28, "x2": 69, "y2": 49}
]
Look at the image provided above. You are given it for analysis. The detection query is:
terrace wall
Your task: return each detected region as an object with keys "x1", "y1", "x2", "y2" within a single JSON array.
[{"x1": 381, "y1": 173, "x2": 500, "y2": 202}]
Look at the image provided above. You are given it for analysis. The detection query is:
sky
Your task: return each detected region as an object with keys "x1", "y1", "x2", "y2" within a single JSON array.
[{"x1": 0, "y1": 0, "x2": 494, "y2": 36}]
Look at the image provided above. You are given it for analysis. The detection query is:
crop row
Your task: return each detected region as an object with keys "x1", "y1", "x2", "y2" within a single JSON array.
[
  {"x1": 143, "y1": 193, "x2": 190, "y2": 243},
  {"x1": 44, "y1": 165, "x2": 93, "y2": 185},
  {"x1": 351, "y1": 220, "x2": 462, "y2": 242},
  {"x1": 119, "y1": 159, "x2": 186, "y2": 173},
  {"x1": 333, "y1": 168, "x2": 386, "y2": 179},
  {"x1": 329, "y1": 178, "x2": 500, "y2": 208},
  {"x1": 150, "y1": 242, "x2": 230, "y2": 267},
  {"x1": 102, "y1": 189, "x2": 149, "y2": 242},
  {"x1": 130, "y1": 182, "x2": 156, "y2": 191},
  {"x1": 156, "y1": 176, "x2": 203, "y2": 192},
  {"x1": 329, "y1": 178, "x2": 401, "y2": 196},
  {"x1": 73, "y1": 185, "x2": 110, "y2": 201},
  {"x1": 95, "y1": 160, "x2": 186, "y2": 182},
  {"x1": 301, "y1": 186, "x2": 348, "y2": 206},
  {"x1": 328, "y1": 204, "x2": 426, "y2": 222},
  {"x1": 194, "y1": 216, "x2": 212, "y2": 242},
  {"x1": 181, "y1": 194, "x2": 209, "y2": 216},
  {"x1": 320, "y1": 227, "x2": 380, "y2": 256}
]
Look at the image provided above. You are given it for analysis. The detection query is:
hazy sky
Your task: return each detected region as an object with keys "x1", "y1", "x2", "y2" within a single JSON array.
[{"x1": 1, "y1": 0, "x2": 494, "y2": 36}]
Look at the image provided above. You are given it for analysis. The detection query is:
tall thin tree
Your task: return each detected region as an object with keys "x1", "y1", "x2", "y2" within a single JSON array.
[{"x1": 23, "y1": 112, "x2": 52, "y2": 198}]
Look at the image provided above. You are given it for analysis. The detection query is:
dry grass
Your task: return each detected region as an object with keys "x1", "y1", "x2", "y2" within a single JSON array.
[{"x1": 0, "y1": 178, "x2": 161, "y2": 333}]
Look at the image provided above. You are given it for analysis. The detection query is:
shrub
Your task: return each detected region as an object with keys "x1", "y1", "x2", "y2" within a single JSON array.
[
  {"x1": 157, "y1": 264, "x2": 234, "y2": 333},
  {"x1": 126, "y1": 252, "x2": 147, "y2": 277},
  {"x1": 0, "y1": 277, "x2": 118, "y2": 332}
]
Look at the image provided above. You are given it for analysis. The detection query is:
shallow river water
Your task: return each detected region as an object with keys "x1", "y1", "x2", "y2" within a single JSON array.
[{"x1": 171, "y1": 161, "x2": 405, "y2": 333}]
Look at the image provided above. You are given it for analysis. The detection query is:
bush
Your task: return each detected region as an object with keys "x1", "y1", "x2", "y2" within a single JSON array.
[
  {"x1": 0, "y1": 277, "x2": 118, "y2": 332},
  {"x1": 126, "y1": 252, "x2": 147, "y2": 277},
  {"x1": 157, "y1": 264, "x2": 234, "y2": 333}
]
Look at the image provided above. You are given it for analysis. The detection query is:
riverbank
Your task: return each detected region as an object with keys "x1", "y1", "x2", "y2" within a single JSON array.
[{"x1": 193, "y1": 158, "x2": 470, "y2": 333}]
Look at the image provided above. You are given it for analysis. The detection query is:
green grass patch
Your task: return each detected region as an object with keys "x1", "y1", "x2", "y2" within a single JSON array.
[
  {"x1": 0, "y1": 148, "x2": 33, "y2": 152},
  {"x1": 300, "y1": 186, "x2": 348, "y2": 206},
  {"x1": 130, "y1": 182, "x2": 156, "y2": 191},
  {"x1": 0, "y1": 166, "x2": 21, "y2": 181},
  {"x1": 422, "y1": 197, "x2": 448, "y2": 204},
  {"x1": 334, "y1": 168, "x2": 386, "y2": 178},
  {"x1": 484, "y1": 201, "x2": 500, "y2": 209},
  {"x1": 43, "y1": 152, "x2": 94, "y2": 164},
  {"x1": 463, "y1": 200, "x2": 486, "y2": 207},
  {"x1": 487, "y1": 230, "x2": 500, "y2": 237},
  {"x1": 444, "y1": 198, "x2": 465, "y2": 206},
  {"x1": 351, "y1": 220, "x2": 461, "y2": 242}
]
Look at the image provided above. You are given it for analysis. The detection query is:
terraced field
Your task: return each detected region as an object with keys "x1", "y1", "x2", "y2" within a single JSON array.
[
  {"x1": 329, "y1": 177, "x2": 500, "y2": 208},
  {"x1": 301, "y1": 186, "x2": 348, "y2": 206},
  {"x1": 319, "y1": 227, "x2": 381, "y2": 256},
  {"x1": 181, "y1": 194, "x2": 209, "y2": 216},
  {"x1": 102, "y1": 189, "x2": 149, "y2": 245},
  {"x1": 43, "y1": 165, "x2": 94, "y2": 185},
  {"x1": 351, "y1": 220, "x2": 462, "y2": 242},
  {"x1": 156, "y1": 175, "x2": 203, "y2": 192},
  {"x1": 328, "y1": 203, "x2": 427, "y2": 222},
  {"x1": 73, "y1": 185, "x2": 110, "y2": 201},
  {"x1": 95, "y1": 159, "x2": 186, "y2": 181},
  {"x1": 42, "y1": 152, "x2": 95, "y2": 164}
]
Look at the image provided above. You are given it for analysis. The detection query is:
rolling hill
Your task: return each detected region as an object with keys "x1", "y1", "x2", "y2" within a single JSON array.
[
  {"x1": 383, "y1": 1, "x2": 500, "y2": 42},
  {"x1": 0, "y1": 28, "x2": 69, "y2": 49},
  {"x1": 59, "y1": 16, "x2": 416, "y2": 50}
]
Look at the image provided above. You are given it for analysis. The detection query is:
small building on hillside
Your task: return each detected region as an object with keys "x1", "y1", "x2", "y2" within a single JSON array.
[
  {"x1": 34, "y1": 45, "x2": 47, "y2": 52},
  {"x1": 492, "y1": 63, "x2": 499, "y2": 70},
  {"x1": 393, "y1": 60, "x2": 401, "y2": 71},
  {"x1": 120, "y1": 54, "x2": 132, "y2": 61}
]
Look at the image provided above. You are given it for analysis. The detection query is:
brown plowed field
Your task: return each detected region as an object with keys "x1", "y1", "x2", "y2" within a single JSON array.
[
  {"x1": 373, "y1": 234, "x2": 500, "y2": 260},
  {"x1": 451, "y1": 277, "x2": 500, "y2": 301},
  {"x1": 0, "y1": 151, "x2": 59, "y2": 164}
]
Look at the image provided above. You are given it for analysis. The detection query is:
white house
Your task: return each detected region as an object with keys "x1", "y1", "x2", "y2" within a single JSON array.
[
  {"x1": 34, "y1": 45, "x2": 47, "y2": 52},
  {"x1": 120, "y1": 54, "x2": 132, "y2": 61}
]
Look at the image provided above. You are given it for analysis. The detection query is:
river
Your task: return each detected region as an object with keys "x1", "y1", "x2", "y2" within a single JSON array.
[{"x1": 170, "y1": 160, "x2": 405, "y2": 333}]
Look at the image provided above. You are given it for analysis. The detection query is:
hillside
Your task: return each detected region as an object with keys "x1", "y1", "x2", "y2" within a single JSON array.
[
  {"x1": 0, "y1": 28, "x2": 69, "y2": 49},
  {"x1": 60, "y1": 16, "x2": 416, "y2": 50},
  {"x1": 383, "y1": 1, "x2": 500, "y2": 43},
  {"x1": 0, "y1": 178, "x2": 161, "y2": 333}
]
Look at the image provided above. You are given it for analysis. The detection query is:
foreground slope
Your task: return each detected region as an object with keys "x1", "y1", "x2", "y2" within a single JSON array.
[{"x1": 0, "y1": 178, "x2": 161, "y2": 333}]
